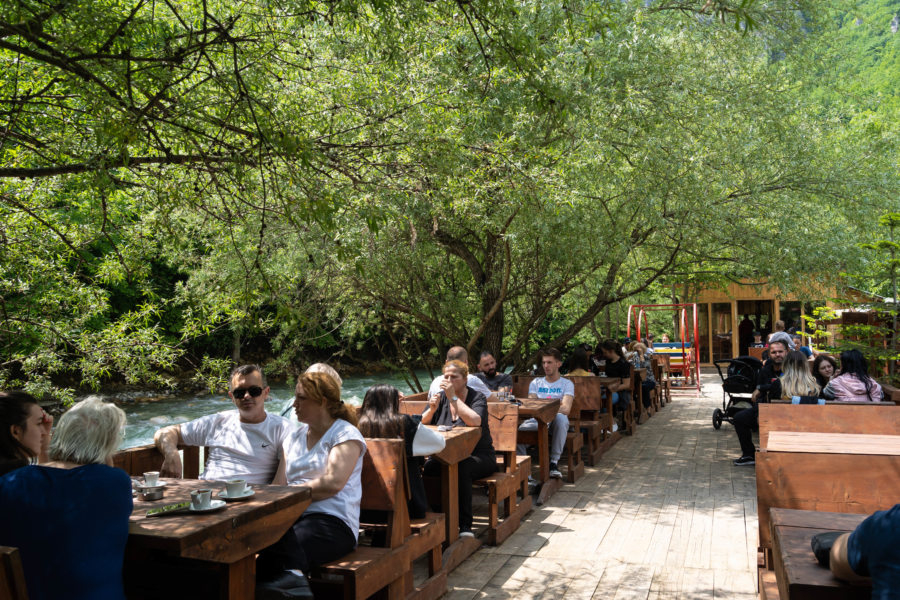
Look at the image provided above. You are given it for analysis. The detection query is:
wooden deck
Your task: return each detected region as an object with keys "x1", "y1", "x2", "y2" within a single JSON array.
[{"x1": 447, "y1": 371, "x2": 758, "y2": 599}]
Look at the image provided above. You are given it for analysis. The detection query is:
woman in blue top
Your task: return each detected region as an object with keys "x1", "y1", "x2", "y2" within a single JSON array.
[{"x1": 0, "y1": 396, "x2": 131, "y2": 600}]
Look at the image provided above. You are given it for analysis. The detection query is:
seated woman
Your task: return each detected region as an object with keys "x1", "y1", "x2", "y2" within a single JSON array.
[
  {"x1": 629, "y1": 343, "x2": 657, "y2": 409},
  {"x1": 258, "y1": 371, "x2": 365, "y2": 596},
  {"x1": 566, "y1": 346, "x2": 593, "y2": 377},
  {"x1": 358, "y1": 384, "x2": 429, "y2": 519},
  {"x1": 768, "y1": 351, "x2": 821, "y2": 400},
  {"x1": 812, "y1": 354, "x2": 838, "y2": 391},
  {"x1": 597, "y1": 339, "x2": 633, "y2": 427},
  {"x1": 0, "y1": 391, "x2": 52, "y2": 476},
  {"x1": 422, "y1": 360, "x2": 495, "y2": 538},
  {"x1": 822, "y1": 349, "x2": 884, "y2": 402},
  {"x1": 0, "y1": 397, "x2": 131, "y2": 600}
]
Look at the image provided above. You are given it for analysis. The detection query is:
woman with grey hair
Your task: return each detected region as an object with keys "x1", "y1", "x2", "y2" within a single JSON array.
[{"x1": 0, "y1": 397, "x2": 132, "y2": 600}]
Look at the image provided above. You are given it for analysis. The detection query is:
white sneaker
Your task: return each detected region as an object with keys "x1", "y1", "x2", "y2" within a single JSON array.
[{"x1": 459, "y1": 530, "x2": 475, "y2": 538}]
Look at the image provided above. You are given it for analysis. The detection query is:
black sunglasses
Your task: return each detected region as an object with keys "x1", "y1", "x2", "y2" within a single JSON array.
[{"x1": 233, "y1": 386, "x2": 264, "y2": 399}]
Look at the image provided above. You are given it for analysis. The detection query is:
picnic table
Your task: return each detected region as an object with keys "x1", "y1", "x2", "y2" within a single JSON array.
[
  {"x1": 427, "y1": 425, "x2": 481, "y2": 546},
  {"x1": 125, "y1": 479, "x2": 312, "y2": 599},
  {"x1": 515, "y1": 398, "x2": 561, "y2": 486},
  {"x1": 769, "y1": 508, "x2": 869, "y2": 600}
]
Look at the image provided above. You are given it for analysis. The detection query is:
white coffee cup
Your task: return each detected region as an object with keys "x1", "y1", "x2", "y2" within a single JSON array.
[
  {"x1": 143, "y1": 471, "x2": 160, "y2": 487},
  {"x1": 225, "y1": 479, "x2": 247, "y2": 498},
  {"x1": 191, "y1": 489, "x2": 212, "y2": 510}
]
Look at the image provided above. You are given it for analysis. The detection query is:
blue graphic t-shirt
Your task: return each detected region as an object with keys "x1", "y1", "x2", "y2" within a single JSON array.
[{"x1": 528, "y1": 376, "x2": 574, "y2": 400}]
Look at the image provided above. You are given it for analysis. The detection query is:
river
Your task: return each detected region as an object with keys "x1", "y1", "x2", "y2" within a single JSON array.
[{"x1": 109, "y1": 370, "x2": 435, "y2": 449}]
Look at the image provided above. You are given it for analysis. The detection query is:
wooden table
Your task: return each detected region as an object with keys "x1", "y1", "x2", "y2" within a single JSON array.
[
  {"x1": 125, "y1": 479, "x2": 312, "y2": 600},
  {"x1": 516, "y1": 398, "x2": 561, "y2": 485},
  {"x1": 427, "y1": 425, "x2": 481, "y2": 545},
  {"x1": 770, "y1": 508, "x2": 870, "y2": 600}
]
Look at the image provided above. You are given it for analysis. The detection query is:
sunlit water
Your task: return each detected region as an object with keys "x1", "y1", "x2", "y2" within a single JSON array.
[{"x1": 105, "y1": 371, "x2": 436, "y2": 449}]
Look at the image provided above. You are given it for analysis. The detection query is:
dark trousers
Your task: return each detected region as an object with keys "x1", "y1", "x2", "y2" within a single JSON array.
[
  {"x1": 256, "y1": 512, "x2": 357, "y2": 579},
  {"x1": 733, "y1": 403, "x2": 759, "y2": 458},
  {"x1": 424, "y1": 452, "x2": 496, "y2": 531},
  {"x1": 641, "y1": 380, "x2": 656, "y2": 408}
]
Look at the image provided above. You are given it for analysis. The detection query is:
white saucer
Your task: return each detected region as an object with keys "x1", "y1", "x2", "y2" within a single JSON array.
[
  {"x1": 189, "y1": 499, "x2": 226, "y2": 513},
  {"x1": 218, "y1": 489, "x2": 255, "y2": 502},
  {"x1": 136, "y1": 480, "x2": 168, "y2": 491}
]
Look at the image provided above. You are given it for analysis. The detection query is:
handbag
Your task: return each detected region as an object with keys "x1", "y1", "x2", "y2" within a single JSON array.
[{"x1": 412, "y1": 422, "x2": 446, "y2": 456}]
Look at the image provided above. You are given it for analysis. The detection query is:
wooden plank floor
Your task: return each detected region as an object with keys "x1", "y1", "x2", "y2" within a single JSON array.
[{"x1": 448, "y1": 371, "x2": 758, "y2": 599}]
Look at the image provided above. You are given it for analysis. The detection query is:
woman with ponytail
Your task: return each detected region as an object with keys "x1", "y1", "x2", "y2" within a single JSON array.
[{"x1": 260, "y1": 371, "x2": 366, "y2": 594}]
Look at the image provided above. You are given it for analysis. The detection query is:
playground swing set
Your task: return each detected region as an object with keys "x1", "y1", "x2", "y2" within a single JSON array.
[{"x1": 627, "y1": 303, "x2": 702, "y2": 393}]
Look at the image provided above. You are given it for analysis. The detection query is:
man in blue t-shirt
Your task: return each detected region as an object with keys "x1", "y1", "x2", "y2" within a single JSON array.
[
  {"x1": 830, "y1": 503, "x2": 900, "y2": 598},
  {"x1": 517, "y1": 347, "x2": 573, "y2": 479}
]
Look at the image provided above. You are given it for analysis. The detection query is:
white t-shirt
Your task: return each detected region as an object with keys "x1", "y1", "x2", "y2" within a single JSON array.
[
  {"x1": 428, "y1": 373, "x2": 492, "y2": 399},
  {"x1": 282, "y1": 419, "x2": 366, "y2": 536},
  {"x1": 529, "y1": 376, "x2": 574, "y2": 400},
  {"x1": 180, "y1": 410, "x2": 291, "y2": 485}
]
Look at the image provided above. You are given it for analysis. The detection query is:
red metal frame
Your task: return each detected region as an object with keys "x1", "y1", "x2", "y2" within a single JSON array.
[{"x1": 626, "y1": 303, "x2": 701, "y2": 392}]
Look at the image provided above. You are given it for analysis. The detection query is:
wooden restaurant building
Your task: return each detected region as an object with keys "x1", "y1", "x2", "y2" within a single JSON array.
[{"x1": 678, "y1": 278, "x2": 867, "y2": 365}]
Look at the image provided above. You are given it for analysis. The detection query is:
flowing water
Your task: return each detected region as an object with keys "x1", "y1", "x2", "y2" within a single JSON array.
[{"x1": 105, "y1": 370, "x2": 435, "y2": 449}]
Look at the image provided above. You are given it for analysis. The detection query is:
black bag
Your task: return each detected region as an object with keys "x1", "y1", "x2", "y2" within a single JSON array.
[{"x1": 811, "y1": 531, "x2": 843, "y2": 567}]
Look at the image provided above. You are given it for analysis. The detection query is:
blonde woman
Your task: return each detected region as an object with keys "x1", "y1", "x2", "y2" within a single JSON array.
[{"x1": 772, "y1": 351, "x2": 820, "y2": 400}]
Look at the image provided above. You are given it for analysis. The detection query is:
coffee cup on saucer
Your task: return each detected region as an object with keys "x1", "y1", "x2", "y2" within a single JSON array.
[
  {"x1": 190, "y1": 489, "x2": 213, "y2": 510},
  {"x1": 225, "y1": 479, "x2": 247, "y2": 498},
  {"x1": 143, "y1": 471, "x2": 160, "y2": 487}
]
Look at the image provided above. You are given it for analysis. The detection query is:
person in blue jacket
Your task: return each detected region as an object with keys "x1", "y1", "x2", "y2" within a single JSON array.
[{"x1": 0, "y1": 396, "x2": 131, "y2": 600}]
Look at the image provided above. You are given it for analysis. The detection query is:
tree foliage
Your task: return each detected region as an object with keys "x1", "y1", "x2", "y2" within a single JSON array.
[{"x1": 1, "y1": 0, "x2": 897, "y2": 396}]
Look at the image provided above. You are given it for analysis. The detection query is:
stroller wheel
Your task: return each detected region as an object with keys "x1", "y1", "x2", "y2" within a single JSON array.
[{"x1": 713, "y1": 408, "x2": 724, "y2": 430}]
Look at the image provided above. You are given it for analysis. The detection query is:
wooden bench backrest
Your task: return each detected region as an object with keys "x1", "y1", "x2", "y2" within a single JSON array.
[
  {"x1": 403, "y1": 391, "x2": 428, "y2": 403},
  {"x1": 0, "y1": 546, "x2": 28, "y2": 600},
  {"x1": 112, "y1": 443, "x2": 201, "y2": 478},
  {"x1": 399, "y1": 400, "x2": 427, "y2": 417},
  {"x1": 360, "y1": 438, "x2": 410, "y2": 549},
  {"x1": 758, "y1": 403, "x2": 900, "y2": 448}
]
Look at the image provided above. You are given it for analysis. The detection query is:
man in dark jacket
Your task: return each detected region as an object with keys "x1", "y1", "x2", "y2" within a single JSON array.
[{"x1": 732, "y1": 339, "x2": 788, "y2": 466}]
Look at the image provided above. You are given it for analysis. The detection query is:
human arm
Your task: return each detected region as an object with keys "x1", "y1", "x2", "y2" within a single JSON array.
[
  {"x1": 559, "y1": 394, "x2": 574, "y2": 416},
  {"x1": 422, "y1": 393, "x2": 440, "y2": 424},
  {"x1": 452, "y1": 393, "x2": 482, "y2": 427},
  {"x1": 153, "y1": 425, "x2": 184, "y2": 478},
  {"x1": 38, "y1": 409, "x2": 53, "y2": 463},
  {"x1": 304, "y1": 440, "x2": 364, "y2": 501},
  {"x1": 271, "y1": 447, "x2": 287, "y2": 485}
]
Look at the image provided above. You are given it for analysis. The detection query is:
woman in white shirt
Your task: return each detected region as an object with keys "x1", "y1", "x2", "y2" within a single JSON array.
[{"x1": 256, "y1": 371, "x2": 365, "y2": 596}]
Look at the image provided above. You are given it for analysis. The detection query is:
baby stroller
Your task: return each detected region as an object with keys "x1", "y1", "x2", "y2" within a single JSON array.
[{"x1": 712, "y1": 356, "x2": 763, "y2": 430}]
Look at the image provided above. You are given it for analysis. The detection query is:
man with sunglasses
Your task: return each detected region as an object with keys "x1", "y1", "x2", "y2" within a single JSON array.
[{"x1": 154, "y1": 364, "x2": 291, "y2": 484}]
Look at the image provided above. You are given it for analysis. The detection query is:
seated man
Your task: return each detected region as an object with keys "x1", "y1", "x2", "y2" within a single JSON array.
[
  {"x1": 428, "y1": 346, "x2": 493, "y2": 398},
  {"x1": 155, "y1": 364, "x2": 291, "y2": 484},
  {"x1": 791, "y1": 333, "x2": 817, "y2": 358},
  {"x1": 517, "y1": 347, "x2": 573, "y2": 479},
  {"x1": 732, "y1": 340, "x2": 787, "y2": 466},
  {"x1": 474, "y1": 350, "x2": 513, "y2": 392}
]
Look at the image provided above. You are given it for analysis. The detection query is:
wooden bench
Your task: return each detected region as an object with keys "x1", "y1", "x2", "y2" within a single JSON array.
[
  {"x1": 311, "y1": 439, "x2": 413, "y2": 600},
  {"x1": 567, "y1": 376, "x2": 617, "y2": 465},
  {"x1": 474, "y1": 403, "x2": 533, "y2": 545},
  {"x1": 112, "y1": 442, "x2": 202, "y2": 478},
  {"x1": 512, "y1": 376, "x2": 584, "y2": 483},
  {"x1": 1, "y1": 546, "x2": 28, "y2": 600},
  {"x1": 651, "y1": 356, "x2": 667, "y2": 408},
  {"x1": 756, "y1": 402, "x2": 900, "y2": 567},
  {"x1": 654, "y1": 354, "x2": 673, "y2": 404}
]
